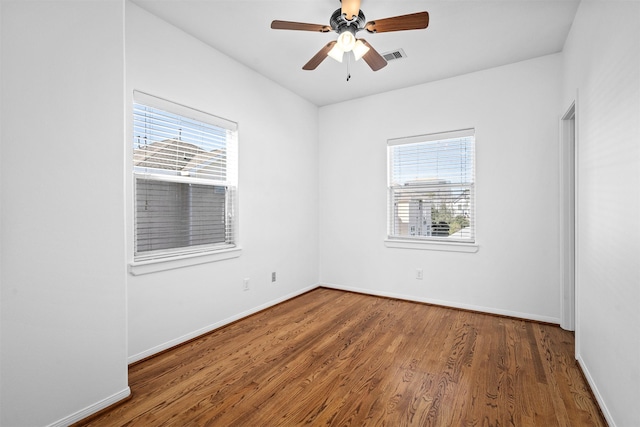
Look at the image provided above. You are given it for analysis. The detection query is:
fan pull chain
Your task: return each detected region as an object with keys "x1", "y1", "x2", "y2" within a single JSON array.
[{"x1": 346, "y1": 52, "x2": 351, "y2": 81}]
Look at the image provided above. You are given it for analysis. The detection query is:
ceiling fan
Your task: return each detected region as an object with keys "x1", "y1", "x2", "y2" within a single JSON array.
[{"x1": 271, "y1": 0, "x2": 429, "y2": 73}]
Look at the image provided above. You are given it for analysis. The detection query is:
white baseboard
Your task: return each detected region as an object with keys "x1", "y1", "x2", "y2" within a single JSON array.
[
  {"x1": 128, "y1": 283, "x2": 320, "y2": 364},
  {"x1": 321, "y1": 282, "x2": 561, "y2": 324},
  {"x1": 129, "y1": 282, "x2": 560, "y2": 364},
  {"x1": 47, "y1": 387, "x2": 131, "y2": 427},
  {"x1": 48, "y1": 285, "x2": 599, "y2": 426},
  {"x1": 576, "y1": 355, "x2": 615, "y2": 426}
]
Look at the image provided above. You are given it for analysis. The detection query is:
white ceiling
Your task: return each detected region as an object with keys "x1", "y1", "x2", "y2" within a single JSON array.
[{"x1": 130, "y1": 0, "x2": 580, "y2": 106}]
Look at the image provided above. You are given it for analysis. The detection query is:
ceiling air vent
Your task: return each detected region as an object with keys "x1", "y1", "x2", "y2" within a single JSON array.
[{"x1": 382, "y1": 48, "x2": 407, "y2": 62}]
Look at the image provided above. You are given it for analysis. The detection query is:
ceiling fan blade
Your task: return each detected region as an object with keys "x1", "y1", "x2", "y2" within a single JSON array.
[
  {"x1": 359, "y1": 39, "x2": 387, "y2": 71},
  {"x1": 341, "y1": 0, "x2": 361, "y2": 21},
  {"x1": 364, "y1": 11, "x2": 429, "y2": 33},
  {"x1": 303, "y1": 41, "x2": 338, "y2": 70},
  {"x1": 271, "y1": 20, "x2": 331, "y2": 32}
]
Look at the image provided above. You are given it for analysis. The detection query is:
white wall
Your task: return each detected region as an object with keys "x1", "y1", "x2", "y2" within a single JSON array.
[
  {"x1": 319, "y1": 54, "x2": 562, "y2": 322},
  {"x1": 561, "y1": 2, "x2": 640, "y2": 426},
  {"x1": 126, "y1": 3, "x2": 320, "y2": 362},
  {"x1": 1, "y1": 1, "x2": 635, "y2": 426},
  {"x1": 0, "y1": 1, "x2": 129, "y2": 426}
]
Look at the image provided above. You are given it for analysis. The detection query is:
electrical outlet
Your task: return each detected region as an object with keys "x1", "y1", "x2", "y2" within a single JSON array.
[
  {"x1": 243, "y1": 278, "x2": 250, "y2": 291},
  {"x1": 416, "y1": 269, "x2": 423, "y2": 280},
  {"x1": 272, "y1": 272, "x2": 276, "y2": 282}
]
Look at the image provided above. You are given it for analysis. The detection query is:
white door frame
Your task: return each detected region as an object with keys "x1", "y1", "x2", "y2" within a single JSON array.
[{"x1": 560, "y1": 101, "x2": 577, "y2": 331}]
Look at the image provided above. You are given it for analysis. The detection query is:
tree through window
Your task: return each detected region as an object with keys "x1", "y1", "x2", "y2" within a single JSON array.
[{"x1": 387, "y1": 129, "x2": 475, "y2": 243}]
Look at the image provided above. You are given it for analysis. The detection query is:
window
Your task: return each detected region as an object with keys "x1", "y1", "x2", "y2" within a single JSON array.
[
  {"x1": 387, "y1": 129, "x2": 475, "y2": 245},
  {"x1": 133, "y1": 91, "x2": 238, "y2": 261}
]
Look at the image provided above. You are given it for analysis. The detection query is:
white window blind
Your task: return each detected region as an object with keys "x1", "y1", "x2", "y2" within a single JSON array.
[
  {"x1": 133, "y1": 91, "x2": 238, "y2": 261},
  {"x1": 388, "y1": 129, "x2": 475, "y2": 243}
]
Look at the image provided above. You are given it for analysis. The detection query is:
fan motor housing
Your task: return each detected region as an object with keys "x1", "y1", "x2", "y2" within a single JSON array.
[{"x1": 330, "y1": 8, "x2": 366, "y2": 34}]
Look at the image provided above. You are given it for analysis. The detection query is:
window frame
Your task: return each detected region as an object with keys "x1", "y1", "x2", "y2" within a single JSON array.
[
  {"x1": 129, "y1": 91, "x2": 240, "y2": 274},
  {"x1": 385, "y1": 129, "x2": 478, "y2": 253}
]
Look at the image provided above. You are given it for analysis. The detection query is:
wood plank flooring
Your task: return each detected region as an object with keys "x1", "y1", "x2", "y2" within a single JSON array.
[{"x1": 77, "y1": 288, "x2": 606, "y2": 426}]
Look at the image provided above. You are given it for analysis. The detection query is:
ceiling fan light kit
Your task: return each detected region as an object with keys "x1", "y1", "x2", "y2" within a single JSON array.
[{"x1": 270, "y1": 0, "x2": 429, "y2": 75}]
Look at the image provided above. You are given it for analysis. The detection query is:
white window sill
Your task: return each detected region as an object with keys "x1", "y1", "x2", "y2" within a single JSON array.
[
  {"x1": 129, "y1": 247, "x2": 242, "y2": 276},
  {"x1": 384, "y1": 239, "x2": 478, "y2": 253}
]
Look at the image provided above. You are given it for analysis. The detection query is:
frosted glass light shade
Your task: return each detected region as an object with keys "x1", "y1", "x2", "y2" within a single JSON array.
[
  {"x1": 337, "y1": 31, "x2": 356, "y2": 52},
  {"x1": 352, "y1": 40, "x2": 370, "y2": 61},
  {"x1": 327, "y1": 43, "x2": 344, "y2": 62}
]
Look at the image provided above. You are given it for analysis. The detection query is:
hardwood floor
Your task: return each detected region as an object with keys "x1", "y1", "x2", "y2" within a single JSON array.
[{"x1": 77, "y1": 288, "x2": 606, "y2": 426}]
